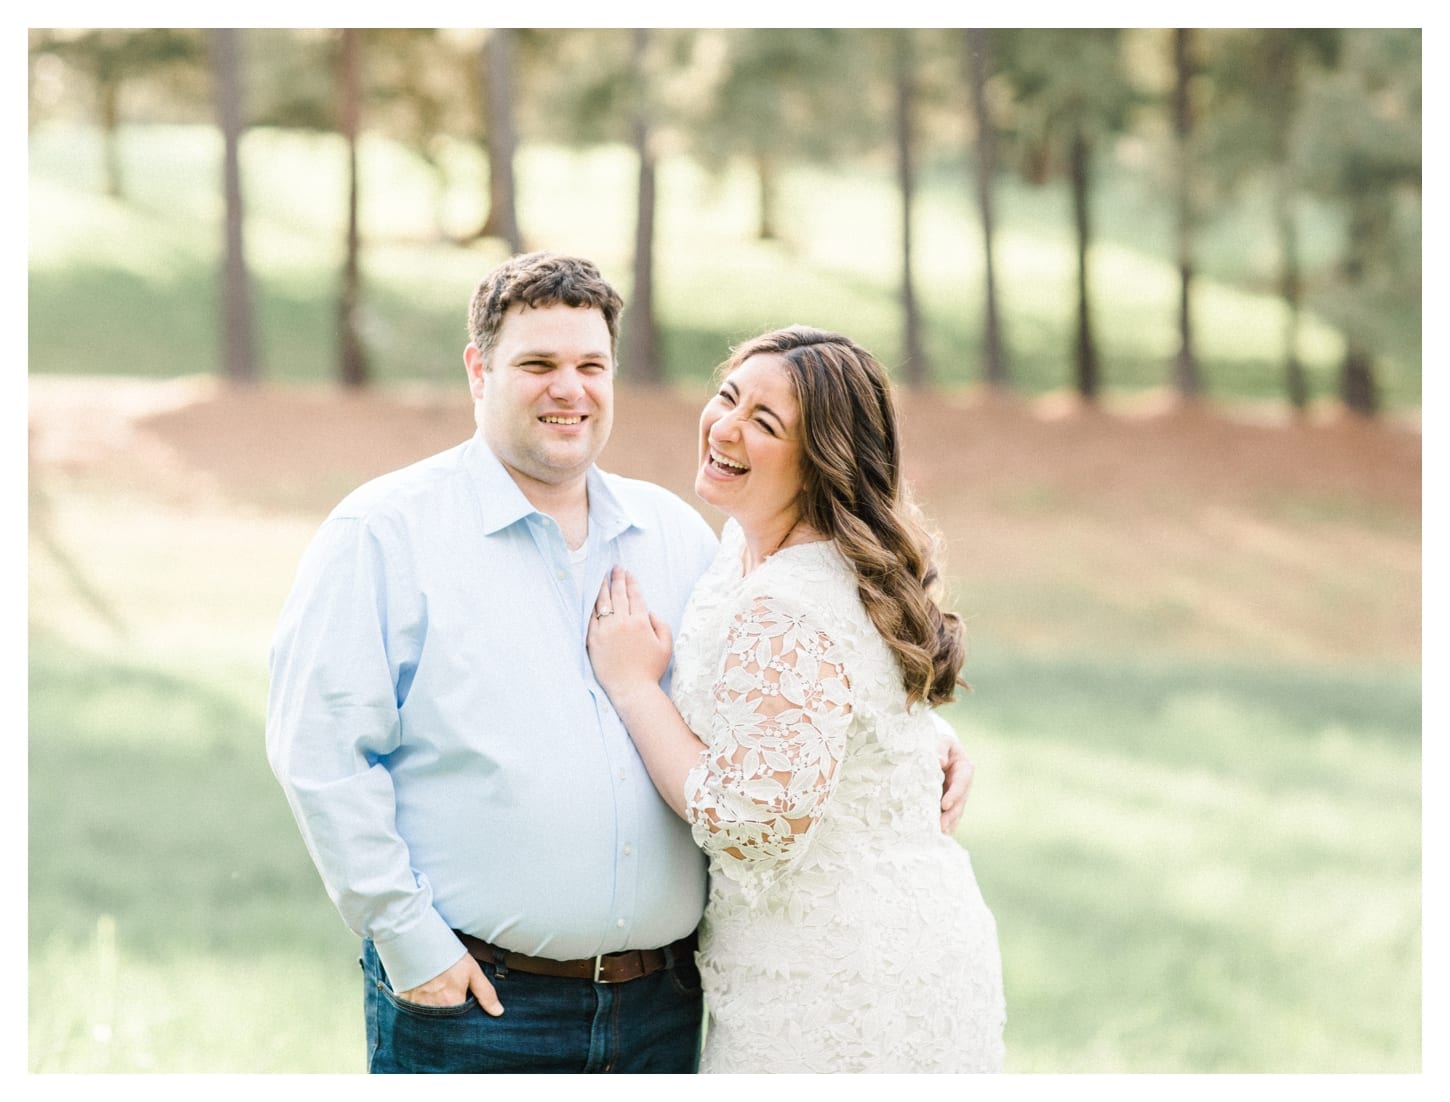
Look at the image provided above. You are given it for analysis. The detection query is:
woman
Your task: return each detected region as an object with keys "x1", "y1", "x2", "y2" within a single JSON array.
[{"x1": 586, "y1": 326, "x2": 1005, "y2": 1073}]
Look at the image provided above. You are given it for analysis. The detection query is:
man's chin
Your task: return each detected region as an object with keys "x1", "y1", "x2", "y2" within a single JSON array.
[{"x1": 529, "y1": 443, "x2": 603, "y2": 481}]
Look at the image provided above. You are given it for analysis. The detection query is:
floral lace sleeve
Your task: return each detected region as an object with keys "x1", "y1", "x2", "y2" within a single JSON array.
[{"x1": 683, "y1": 593, "x2": 853, "y2": 898}]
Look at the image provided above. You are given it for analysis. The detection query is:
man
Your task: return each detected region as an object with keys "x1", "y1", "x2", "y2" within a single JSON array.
[{"x1": 266, "y1": 252, "x2": 972, "y2": 1074}]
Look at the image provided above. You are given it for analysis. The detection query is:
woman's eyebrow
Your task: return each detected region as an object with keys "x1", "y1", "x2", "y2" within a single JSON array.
[
  {"x1": 721, "y1": 378, "x2": 787, "y2": 430},
  {"x1": 753, "y1": 402, "x2": 784, "y2": 426}
]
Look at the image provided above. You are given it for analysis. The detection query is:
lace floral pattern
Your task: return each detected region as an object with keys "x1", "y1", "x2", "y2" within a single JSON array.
[
  {"x1": 671, "y1": 520, "x2": 1006, "y2": 1073},
  {"x1": 682, "y1": 595, "x2": 852, "y2": 902}
]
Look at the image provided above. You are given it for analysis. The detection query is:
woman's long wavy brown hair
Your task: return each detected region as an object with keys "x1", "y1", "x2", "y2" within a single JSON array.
[{"x1": 722, "y1": 326, "x2": 967, "y2": 707}]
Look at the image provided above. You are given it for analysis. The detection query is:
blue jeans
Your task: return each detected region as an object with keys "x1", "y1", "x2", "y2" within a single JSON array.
[{"x1": 361, "y1": 940, "x2": 703, "y2": 1073}]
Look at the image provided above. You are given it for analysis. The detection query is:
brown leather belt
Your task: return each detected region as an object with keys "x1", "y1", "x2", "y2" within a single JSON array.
[{"x1": 454, "y1": 930, "x2": 696, "y2": 985}]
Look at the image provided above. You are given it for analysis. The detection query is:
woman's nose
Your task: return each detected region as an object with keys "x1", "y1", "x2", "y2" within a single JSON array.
[{"x1": 708, "y1": 409, "x2": 741, "y2": 443}]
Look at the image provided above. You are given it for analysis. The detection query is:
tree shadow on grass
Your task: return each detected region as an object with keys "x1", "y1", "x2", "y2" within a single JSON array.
[
  {"x1": 29, "y1": 641, "x2": 341, "y2": 964},
  {"x1": 957, "y1": 649, "x2": 1421, "y2": 750},
  {"x1": 942, "y1": 649, "x2": 1419, "y2": 1070}
]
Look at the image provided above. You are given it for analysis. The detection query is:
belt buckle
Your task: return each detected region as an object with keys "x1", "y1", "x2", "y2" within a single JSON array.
[{"x1": 592, "y1": 954, "x2": 604, "y2": 983}]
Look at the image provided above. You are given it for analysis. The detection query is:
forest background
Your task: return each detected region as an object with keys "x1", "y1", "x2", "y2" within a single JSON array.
[{"x1": 25, "y1": 26, "x2": 1425, "y2": 1074}]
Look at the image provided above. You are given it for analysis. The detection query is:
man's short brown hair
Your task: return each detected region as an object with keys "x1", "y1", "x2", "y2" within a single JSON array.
[{"x1": 468, "y1": 252, "x2": 625, "y2": 366}]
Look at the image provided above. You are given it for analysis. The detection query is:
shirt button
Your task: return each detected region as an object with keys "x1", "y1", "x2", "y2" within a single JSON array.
[
  {"x1": 616, "y1": 918, "x2": 626, "y2": 929},
  {"x1": 618, "y1": 769, "x2": 627, "y2": 781},
  {"x1": 623, "y1": 845, "x2": 633, "y2": 857},
  {"x1": 556, "y1": 569, "x2": 566, "y2": 580}
]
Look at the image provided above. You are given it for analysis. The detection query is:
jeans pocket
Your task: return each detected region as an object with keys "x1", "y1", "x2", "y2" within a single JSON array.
[
  {"x1": 363, "y1": 941, "x2": 478, "y2": 1019},
  {"x1": 380, "y1": 985, "x2": 478, "y2": 1018}
]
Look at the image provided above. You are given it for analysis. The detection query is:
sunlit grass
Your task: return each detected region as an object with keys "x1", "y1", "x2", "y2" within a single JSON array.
[
  {"x1": 28, "y1": 627, "x2": 1420, "y2": 1072},
  {"x1": 29, "y1": 484, "x2": 315, "y2": 677},
  {"x1": 29, "y1": 871, "x2": 362, "y2": 1074},
  {"x1": 944, "y1": 652, "x2": 1420, "y2": 1072},
  {"x1": 30, "y1": 934, "x2": 361, "y2": 1073}
]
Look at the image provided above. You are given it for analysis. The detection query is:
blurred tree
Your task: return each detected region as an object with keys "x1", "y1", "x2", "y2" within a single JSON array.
[
  {"x1": 1201, "y1": 29, "x2": 1340, "y2": 413},
  {"x1": 682, "y1": 29, "x2": 867, "y2": 243},
  {"x1": 29, "y1": 28, "x2": 204, "y2": 199},
  {"x1": 477, "y1": 28, "x2": 523, "y2": 252},
  {"x1": 364, "y1": 29, "x2": 477, "y2": 242},
  {"x1": 1170, "y1": 28, "x2": 1202, "y2": 401},
  {"x1": 963, "y1": 28, "x2": 1008, "y2": 389},
  {"x1": 231, "y1": 29, "x2": 372, "y2": 384},
  {"x1": 304, "y1": 30, "x2": 523, "y2": 250},
  {"x1": 626, "y1": 28, "x2": 662, "y2": 385},
  {"x1": 210, "y1": 29, "x2": 258, "y2": 386},
  {"x1": 996, "y1": 29, "x2": 1134, "y2": 401},
  {"x1": 530, "y1": 28, "x2": 694, "y2": 384},
  {"x1": 244, "y1": 28, "x2": 336, "y2": 130},
  {"x1": 337, "y1": 28, "x2": 369, "y2": 388},
  {"x1": 890, "y1": 30, "x2": 927, "y2": 387},
  {"x1": 1296, "y1": 29, "x2": 1420, "y2": 416}
]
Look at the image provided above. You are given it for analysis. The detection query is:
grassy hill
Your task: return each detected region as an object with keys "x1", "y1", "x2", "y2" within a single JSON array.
[{"x1": 28, "y1": 121, "x2": 1421, "y2": 406}]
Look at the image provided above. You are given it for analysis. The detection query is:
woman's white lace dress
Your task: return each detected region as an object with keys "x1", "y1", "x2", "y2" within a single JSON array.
[{"x1": 671, "y1": 519, "x2": 1006, "y2": 1073}]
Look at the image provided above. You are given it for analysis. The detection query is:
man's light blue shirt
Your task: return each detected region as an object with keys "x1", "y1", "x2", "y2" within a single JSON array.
[{"x1": 266, "y1": 432, "x2": 720, "y2": 993}]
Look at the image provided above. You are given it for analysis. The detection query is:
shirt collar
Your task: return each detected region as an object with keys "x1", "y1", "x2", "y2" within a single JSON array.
[
  {"x1": 464, "y1": 431, "x2": 648, "y2": 541},
  {"x1": 584, "y1": 462, "x2": 647, "y2": 543}
]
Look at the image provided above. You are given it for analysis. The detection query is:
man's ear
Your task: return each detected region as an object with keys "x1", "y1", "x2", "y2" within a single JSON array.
[{"x1": 464, "y1": 343, "x2": 488, "y2": 400}]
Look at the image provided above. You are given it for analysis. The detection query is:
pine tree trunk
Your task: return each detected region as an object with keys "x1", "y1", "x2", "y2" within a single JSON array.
[
  {"x1": 211, "y1": 29, "x2": 258, "y2": 385},
  {"x1": 1274, "y1": 169, "x2": 1308, "y2": 411},
  {"x1": 1267, "y1": 34, "x2": 1308, "y2": 412},
  {"x1": 1338, "y1": 197, "x2": 1382, "y2": 417},
  {"x1": 1172, "y1": 28, "x2": 1201, "y2": 399},
  {"x1": 754, "y1": 150, "x2": 777, "y2": 242},
  {"x1": 624, "y1": 28, "x2": 661, "y2": 385},
  {"x1": 1069, "y1": 126, "x2": 1100, "y2": 401},
  {"x1": 1341, "y1": 346, "x2": 1379, "y2": 416},
  {"x1": 101, "y1": 81, "x2": 123, "y2": 200},
  {"x1": 337, "y1": 28, "x2": 368, "y2": 388},
  {"x1": 964, "y1": 29, "x2": 1006, "y2": 389},
  {"x1": 479, "y1": 29, "x2": 523, "y2": 253},
  {"x1": 894, "y1": 31, "x2": 926, "y2": 388}
]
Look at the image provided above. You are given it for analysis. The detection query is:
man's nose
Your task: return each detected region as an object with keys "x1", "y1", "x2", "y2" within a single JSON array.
[{"x1": 548, "y1": 368, "x2": 585, "y2": 402}]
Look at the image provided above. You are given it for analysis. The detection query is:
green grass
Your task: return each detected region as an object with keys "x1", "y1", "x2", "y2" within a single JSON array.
[
  {"x1": 29, "y1": 639, "x2": 361, "y2": 1072},
  {"x1": 27, "y1": 483, "x2": 1420, "y2": 1072},
  {"x1": 27, "y1": 637, "x2": 1420, "y2": 1072},
  {"x1": 944, "y1": 652, "x2": 1421, "y2": 1072},
  {"x1": 28, "y1": 121, "x2": 1421, "y2": 405}
]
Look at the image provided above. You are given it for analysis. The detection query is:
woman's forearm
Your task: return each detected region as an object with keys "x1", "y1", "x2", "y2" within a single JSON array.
[{"x1": 607, "y1": 682, "x2": 707, "y2": 821}]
